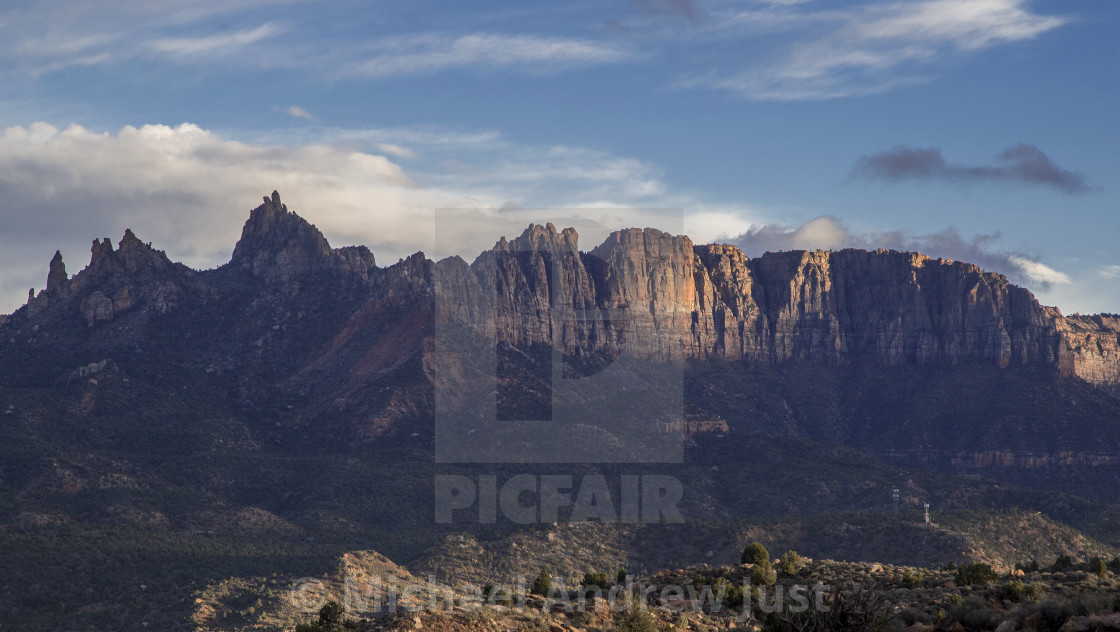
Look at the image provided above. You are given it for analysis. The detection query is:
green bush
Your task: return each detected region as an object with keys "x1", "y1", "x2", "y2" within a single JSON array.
[
  {"x1": 901, "y1": 569, "x2": 925, "y2": 589},
  {"x1": 531, "y1": 570, "x2": 552, "y2": 596},
  {"x1": 1050, "y1": 554, "x2": 1074, "y2": 573},
  {"x1": 617, "y1": 567, "x2": 627, "y2": 584},
  {"x1": 750, "y1": 563, "x2": 777, "y2": 587},
  {"x1": 778, "y1": 550, "x2": 804, "y2": 576},
  {"x1": 1015, "y1": 559, "x2": 1040, "y2": 573},
  {"x1": 1089, "y1": 556, "x2": 1108, "y2": 578},
  {"x1": 613, "y1": 592, "x2": 656, "y2": 632},
  {"x1": 955, "y1": 562, "x2": 998, "y2": 586},
  {"x1": 293, "y1": 601, "x2": 352, "y2": 632},
  {"x1": 582, "y1": 571, "x2": 609, "y2": 589},
  {"x1": 1002, "y1": 580, "x2": 1025, "y2": 602},
  {"x1": 951, "y1": 595, "x2": 1001, "y2": 630},
  {"x1": 742, "y1": 542, "x2": 770, "y2": 566},
  {"x1": 761, "y1": 586, "x2": 888, "y2": 632}
]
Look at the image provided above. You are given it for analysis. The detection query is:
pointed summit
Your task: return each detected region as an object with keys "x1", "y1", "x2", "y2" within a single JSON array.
[
  {"x1": 507, "y1": 223, "x2": 580, "y2": 254},
  {"x1": 231, "y1": 191, "x2": 334, "y2": 282},
  {"x1": 46, "y1": 250, "x2": 68, "y2": 294}
]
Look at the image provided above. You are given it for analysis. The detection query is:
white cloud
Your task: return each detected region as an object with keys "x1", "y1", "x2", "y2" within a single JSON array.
[
  {"x1": 149, "y1": 23, "x2": 279, "y2": 58},
  {"x1": 1007, "y1": 255, "x2": 1071, "y2": 286},
  {"x1": 374, "y1": 143, "x2": 415, "y2": 159},
  {"x1": 346, "y1": 33, "x2": 635, "y2": 78},
  {"x1": 1098, "y1": 265, "x2": 1120, "y2": 279},
  {"x1": 0, "y1": 1, "x2": 301, "y2": 74},
  {"x1": 688, "y1": 0, "x2": 1067, "y2": 100},
  {"x1": 0, "y1": 121, "x2": 764, "y2": 314},
  {"x1": 285, "y1": 105, "x2": 316, "y2": 120},
  {"x1": 730, "y1": 216, "x2": 1072, "y2": 291}
]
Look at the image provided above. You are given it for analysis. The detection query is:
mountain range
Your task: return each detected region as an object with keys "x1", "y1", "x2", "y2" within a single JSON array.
[{"x1": 3, "y1": 192, "x2": 1120, "y2": 630}]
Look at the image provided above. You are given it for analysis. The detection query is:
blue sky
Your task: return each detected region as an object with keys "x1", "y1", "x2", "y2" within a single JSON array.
[{"x1": 1, "y1": 0, "x2": 1117, "y2": 314}]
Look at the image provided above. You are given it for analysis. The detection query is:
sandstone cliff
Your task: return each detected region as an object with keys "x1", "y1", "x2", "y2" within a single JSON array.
[
  {"x1": 434, "y1": 222, "x2": 1118, "y2": 394},
  {"x1": 3, "y1": 193, "x2": 1119, "y2": 399}
]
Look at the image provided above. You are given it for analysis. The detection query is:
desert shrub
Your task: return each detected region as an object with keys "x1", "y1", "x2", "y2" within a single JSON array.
[
  {"x1": 1024, "y1": 583, "x2": 1044, "y2": 602},
  {"x1": 293, "y1": 601, "x2": 353, "y2": 632},
  {"x1": 1002, "y1": 580, "x2": 1025, "y2": 602},
  {"x1": 725, "y1": 583, "x2": 746, "y2": 609},
  {"x1": 901, "y1": 569, "x2": 925, "y2": 589},
  {"x1": 1050, "y1": 554, "x2": 1075, "y2": 573},
  {"x1": 1089, "y1": 556, "x2": 1108, "y2": 578},
  {"x1": 1015, "y1": 559, "x2": 1040, "y2": 573},
  {"x1": 1109, "y1": 557, "x2": 1120, "y2": 573},
  {"x1": 778, "y1": 550, "x2": 804, "y2": 576},
  {"x1": 742, "y1": 542, "x2": 770, "y2": 566},
  {"x1": 617, "y1": 567, "x2": 627, "y2": 584},
  {"x1": 761, "y1": 586, "x2": 889, "y2": 632},
  {"x1": 951, "y1": 595, "x2": 1001, "y2": 630},
  {"x1": 613, "y1": 592, "x2": 657, "y2": 632},
  {"x1": 531, "y1": 570, "x2": 552, "y2": 596},
  {"x1": 955, "y1": 562, "x2": 998, "y2": 586},
  {"x1": 750, "y1": 563, "x2": 777, "y2": 587},
  {"x1": 895, "y1": 606, "x2": 933, "y2": 626},
  {"x1": 582, "y1": 571, "x2": 610, "y2": 589},
  {"x1": 1027, "y1": 591, "x2": 1120, "y2": 628}
]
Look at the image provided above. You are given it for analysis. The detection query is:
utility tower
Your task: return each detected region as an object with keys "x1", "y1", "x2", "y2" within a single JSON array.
[
  {"x1": 924, "y1": 503, "x2": 931, "y2": 525},
  {"x1": 892, "y1": 488, "x2": 900, "y2": 515}
]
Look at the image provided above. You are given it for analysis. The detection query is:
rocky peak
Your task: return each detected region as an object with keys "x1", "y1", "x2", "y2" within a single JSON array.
[
  {"x1": 46, "y1": 250, "x2": 68, "y2": 294},
  {"x1": 90, "y1": 237, "x2": 113, "y2": 264},
  {"x1": 506, "y1": 222, "x2": 579, "y2": 255},
  {"x1": 230, "y1": 191, "x2": 336, "y2": 282}
]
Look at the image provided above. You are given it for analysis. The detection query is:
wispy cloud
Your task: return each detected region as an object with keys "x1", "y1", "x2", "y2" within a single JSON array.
[
  {"x1": 284, "y1": 105, "x2": 316, "y2": 120},
  {"x1": 685, "y1": 0, "x2": 1067, "y2": 100},
  {"x1": 149, "y1": 23, "x2": 279, "y2": 58},
  {"x1": 1100, "y1": 265, "x2": 1120, "y2": 279},
  {"x1": 852, "y1": 144, "x2": 1091, "y2": 194},
  {"x1": 374, "y1": 143, "x2": 415, "y2": 159},
  {"x1": 346, "y1": 33, "x2": 635, "y2": 78},
  {"x1": 728, "y1": 215, "x2": 1071, "y2": 290},
  {"x1": 0, "y1": 1, "x2": 301, "y2": 74}
]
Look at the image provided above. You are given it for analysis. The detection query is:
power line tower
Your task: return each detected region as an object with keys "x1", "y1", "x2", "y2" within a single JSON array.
[
  {"x1": 892, "y1": 488, "x2": 900, "y2": 515},
  {"x1": 924, "y1": 503, "x2": 931, "y2": 525}
]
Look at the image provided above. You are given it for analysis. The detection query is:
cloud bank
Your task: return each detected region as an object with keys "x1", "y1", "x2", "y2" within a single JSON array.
[
  {"x1": 729, "y1": 215, "x2": 1070, "y2": 290},
  {"x1": 0, "y1": 121, "x2": 757, "y2": 315},
  {"x1": 852, "y1": 144, "x2": 1091, "y2": 194}
]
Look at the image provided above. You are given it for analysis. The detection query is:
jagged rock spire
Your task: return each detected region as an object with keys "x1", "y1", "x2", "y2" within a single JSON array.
[
  {"x1": 47, "y1": 250, "x2": 67, "y2": 294},
  {"x1": 91, "y1": 237, "x2": 113, "y2": 262},
  {"x1": 231, "y1": 190, "x2": 337, "y2": 282}
]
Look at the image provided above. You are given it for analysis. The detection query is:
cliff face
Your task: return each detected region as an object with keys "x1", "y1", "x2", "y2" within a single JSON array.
[
  {"x1": 437, "y1": 223, "x2": 1113, "y2": 385},
  {"x1": 1059, "y1": 315, "x2": 1120, "y2": 397},
  {"x1": 4, "y1": 194, "x2": 1119, "y2": 399}
]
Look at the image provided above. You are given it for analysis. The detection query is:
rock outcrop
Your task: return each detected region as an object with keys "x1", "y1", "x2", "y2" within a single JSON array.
[
  {"x1": 46, "y1": 250, "x2": 68, "y2": 294},
  {"x1": 3, "y1": 193, "x2": 1119, "y2": 398},
  {"x1": 230, "y1": 191, "x2": 376, "y2": 283},
  {"x1": 1059, "y1": 314, "x2": 1120, "y2": 397},
  {"x1": 437, "y1": 223, "x2": 1080, "y2": 369}
]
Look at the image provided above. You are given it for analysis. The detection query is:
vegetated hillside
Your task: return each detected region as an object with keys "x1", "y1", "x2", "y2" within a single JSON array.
[
  {"x1": 228, "y1": 549, "x2": 1120, "y2": 632},
  {"x1": 5, "y1": 381, "x2": 1119, "y2": 632}
]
